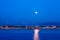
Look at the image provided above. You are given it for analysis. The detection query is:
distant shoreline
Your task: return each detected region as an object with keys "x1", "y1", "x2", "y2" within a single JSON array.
[{"x1": 0, "y1": 25, "x2": 60, "y2": 30}]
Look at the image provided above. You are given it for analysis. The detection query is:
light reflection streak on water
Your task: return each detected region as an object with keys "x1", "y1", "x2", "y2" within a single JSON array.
[{"x1": 34, "y1": 29, "x2": 40, "y2": 40}]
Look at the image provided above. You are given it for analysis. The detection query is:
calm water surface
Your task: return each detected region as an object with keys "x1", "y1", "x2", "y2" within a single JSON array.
[{"x1": 0, "y1": 29, "x2": 60, "y2": 40}]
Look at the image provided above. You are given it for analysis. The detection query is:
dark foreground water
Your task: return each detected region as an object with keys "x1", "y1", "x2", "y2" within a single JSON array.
[{"x1": 0, "y1": 29, "x2": 60, "y2": 40}]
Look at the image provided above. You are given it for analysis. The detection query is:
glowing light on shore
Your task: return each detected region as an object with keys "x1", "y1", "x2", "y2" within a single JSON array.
[{"x1": 34, "y1": 29, "x2": 39, "y2": 40}]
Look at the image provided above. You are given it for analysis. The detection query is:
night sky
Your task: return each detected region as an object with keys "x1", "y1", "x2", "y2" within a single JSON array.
[{"x1": 0, "y1": 0, "x2": 60, "y2": 26}]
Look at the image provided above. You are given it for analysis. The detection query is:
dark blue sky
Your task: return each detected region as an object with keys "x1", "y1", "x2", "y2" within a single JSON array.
[{"x1": 0, "y1": 0, "x2": 60, "y2": 26}]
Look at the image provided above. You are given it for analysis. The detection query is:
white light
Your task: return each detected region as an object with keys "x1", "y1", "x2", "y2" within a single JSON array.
[
  {"x1": 34, "y1": 29, "x2": 39, "y2": 34},
  {"x1": 34, "y1": 29, "x2": 39, "y2": 40},
  {"x1": 35, "y1": 11, "x2": 38, "y2": 14}
]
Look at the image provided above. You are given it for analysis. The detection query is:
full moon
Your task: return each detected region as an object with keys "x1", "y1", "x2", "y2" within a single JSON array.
[{"x1": 35, "y1": 11, "x2": 38, "y2": 14}]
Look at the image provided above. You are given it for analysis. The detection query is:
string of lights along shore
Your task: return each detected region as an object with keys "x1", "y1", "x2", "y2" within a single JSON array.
[{"x1": 0, "y1": 25, "x2": 60, "y2": 30}]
